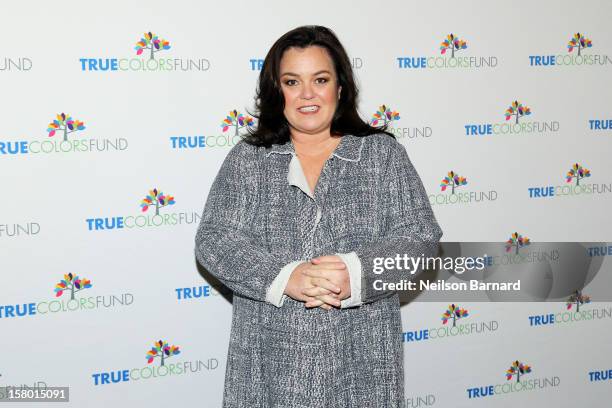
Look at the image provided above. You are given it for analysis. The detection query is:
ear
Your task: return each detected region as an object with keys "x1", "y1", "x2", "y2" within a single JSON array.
[{"x1": 337, "y1": 86, "x2": 342, "y2": 99}]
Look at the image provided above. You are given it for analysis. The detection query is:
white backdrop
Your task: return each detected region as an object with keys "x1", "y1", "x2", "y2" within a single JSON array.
[{"x1": 1, "y1": 0, "x2": 611, "y2": 406}]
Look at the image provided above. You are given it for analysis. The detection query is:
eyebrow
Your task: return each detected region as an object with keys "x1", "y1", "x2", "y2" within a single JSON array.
[{"x1": 280, "y1": 70, "x2": 332, "y2": 77}]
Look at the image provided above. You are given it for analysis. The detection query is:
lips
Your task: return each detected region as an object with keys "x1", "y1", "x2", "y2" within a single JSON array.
[{"x1": 297, "y1": 105, "x2": 320, "y2": 112}]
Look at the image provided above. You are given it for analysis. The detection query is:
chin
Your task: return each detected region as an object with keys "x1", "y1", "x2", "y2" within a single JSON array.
[
  {"x1": 294, "y1": 125, "x2": 329, "y2": 134},
  {"x1": 289, "y1": 119, "x2": 334, "y2": 133}
]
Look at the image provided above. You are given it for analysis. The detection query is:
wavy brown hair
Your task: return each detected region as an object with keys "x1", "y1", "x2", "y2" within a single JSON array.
[{"x1": 241, "y1": 25, "x2": 394, "y2": 147}]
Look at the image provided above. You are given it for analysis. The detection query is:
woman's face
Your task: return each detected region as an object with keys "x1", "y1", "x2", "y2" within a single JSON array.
[{"x1": 279, "y1": 46, "x2": 341, "y2": 137}]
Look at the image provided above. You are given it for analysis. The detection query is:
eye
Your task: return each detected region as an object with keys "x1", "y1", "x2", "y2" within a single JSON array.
[
  {"x1": 315, "y1": 77, "x2": 329, "y2": 84},
  {"x1": 284, "y1": 79, "x2": 298, "y2": 86}
]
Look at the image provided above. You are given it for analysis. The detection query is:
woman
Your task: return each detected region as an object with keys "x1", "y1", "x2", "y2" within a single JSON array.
[{"x1": 195, "y1": 25, "x2": 442, "y2": 407}]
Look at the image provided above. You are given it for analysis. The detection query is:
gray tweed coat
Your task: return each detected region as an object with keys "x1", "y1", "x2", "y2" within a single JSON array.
[{"x1": 194, "y1": 133, "x2": 442, "y2": 407}]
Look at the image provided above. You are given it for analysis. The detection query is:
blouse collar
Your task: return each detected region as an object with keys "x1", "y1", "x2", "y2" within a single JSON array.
[{"x1": 265, "y1": 134, "x2": 365, "y2": 162}]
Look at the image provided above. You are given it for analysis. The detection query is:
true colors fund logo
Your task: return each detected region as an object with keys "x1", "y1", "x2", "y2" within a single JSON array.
[
  {"x1": 146, "y1": 340, "x2": 180, "y2": 366},
  {"x1": 369, "y1": 104, "x2": 432, "y2": 140},
  {"x1": 402, "y1": 304, "x2": 498, "y2": 342},
  {"x1": 589, "y1": 368, "x2": 612, "y2": 383},
  {"x1": 505, "y1": 232, "x2": 530, "y2": 255},
  {"x1": 0, "y1": 112, "x2": 128, "y2": 155},
  {"x1": 1, "y1": 57, "x2": 33, "y2": 71},
  {"x1": 175, "y1": 284, "x2": 230, "y2": 301},
  {"x1": 465, "y1": 101, "x2": 559, "y2": 135},
  {"x1": 47, "y1": 113, "x2": 86, "y2": 141},
  {"x1": 566, "y1": 290, "x2": 591, "y2": 312},
  {"x1": 79, "y1": 31, "x2": 210, "y2": 72},
  {"x1": 527, "y1": 163, "x2": 612, "y2": 198},
  {"x1": 441, "y1": 303, "x2": 469, "y2": 327},
  {"x1": 529, "y1": 33, "x2": 611, "y2": 67},
  {"x1": 0, "y1": 273, "x2": 133, "y2": 319},
  {"x1": 54, "y1": 273, "x2": 92, "y2": 300},
  {"x1": 528, "y1": 290, "x2": 612, "y2": 327},
  {"x1": 479, "y1": 233, "x2": 561, "y2": 268},
  {"x1": 91, "y1": 340, "x2": 218, "y2": 385},
  {"x1": 135, "y1": 33, "x2": 171, "y2": 60},
  {"x1": 86, "y1": 188, "x2": 199, "y2": 231},
  {"x1": 587, "y1": 244, "x2": 612, "y2": 257},
  {"x1": 589, "y1": 118, "x2": 612, "y2": 131},
  {"x1": 467, "y1": 361, "x2": 560, "y2": 399},
  {"x1": 398, "y1": 34, "x2": 497, "y2": 69},
  {"x1": 170, "y1": 109, "x2": 254, "y2": 150},
  {"x1": 429, "y1": 171, "x2": 498, "y2": 205},
  {"x1": 0, "y1": 222, "x2": 40, "y2": 238}
]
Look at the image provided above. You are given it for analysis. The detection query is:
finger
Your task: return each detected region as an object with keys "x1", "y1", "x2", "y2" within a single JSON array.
[
  {"x1": 301, "y1": 269, "x2": 328, "y2": 279},
  {"x1": 315, "y1": 294, "x2": 341, "y2": 308},
  {"x1": 305, "y1": 298, "x2": 323, "y2": 308},
  {"x1": 302, "y1": 271, "x2": 344, "y2": 289},
  {"x1": 302, "y1": 286, "x2": 339, "y2": 298},
  {"x1": 305, "y1": 297, "x2": 323, "y2": 308},
  {"x1": 302, "y1": 267, "x2": 345, "y2": 280},
  {"x1": 304, "y1": 296, "x2": 331, "y2": 309},
  {"x1": 305, "y1": 294, "x2": 337, "y2": 309},
  {"x1": 310, "y1": 277, "x2": 341, "y2": 293},
  {"x1": 305, "y1": 298, "x2": 333, "y2": 309}
]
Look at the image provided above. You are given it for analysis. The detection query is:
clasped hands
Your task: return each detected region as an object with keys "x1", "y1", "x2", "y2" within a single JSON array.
[{"x1": 284, "y1": 255, "x2": 351, "y2": 310}]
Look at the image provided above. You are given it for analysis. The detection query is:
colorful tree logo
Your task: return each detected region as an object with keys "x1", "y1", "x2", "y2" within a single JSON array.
[
  {"x1": 505, "y1": 232, "x2": 530, "y2": 255},
  {"x1": 54, "y1": 273, "x2": 92, "y2": 301},
  {"x1": 504, "y1": 101, "x2": 531, "y2": 124},
  {"x1": 440, "y1": 34, "x2": 467, "y2": 58},
  {"x1": 370, "y1": 105, "x2": 400, "y2": 127},
  {"x1": 566, "y1": 163, "x2": 591, "y2": 186},
  {"x1": 567, "y1": 289, "x2": 591, "y2": 312},
  {"x1": 440, "y1": 171, "x2": 467, "y2": 194},
  {"x1": 135, "y1": 32, "x2": 171, "y2": 60},
  {"x1": 140, "y1": 188, "x2": 175, "y2": 216},
  {"x1": 441, "y1": 304, "x2": 469, "y2": 327},
  {"x1": 146, "y1": 340, "x2": 180, "y2": 367},
  {"x1": 46, "y1": 113, "x2": 86, "y2": 142},
  {"x1": 221, "y1": 110, "x2": 255, "y2": 136},
  {"x1": 567, "y1": 33, "x2": 592, "y2": 56},
  {"x1": 506, "y1": 361, "x2": 531, "y2": 383}
]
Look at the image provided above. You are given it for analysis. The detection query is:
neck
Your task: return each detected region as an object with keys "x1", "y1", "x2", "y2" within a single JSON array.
[{"x1": 290, "y1": 130, "x2": 341, "y2": 158}]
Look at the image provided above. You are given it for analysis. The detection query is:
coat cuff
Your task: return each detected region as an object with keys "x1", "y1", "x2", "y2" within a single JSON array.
[
  {"x1": 336, "y1": 252, "x2": 363, "y2": 308},
  {"x1": 265, "y1": 260, "x2": 304, "y2": 307}
]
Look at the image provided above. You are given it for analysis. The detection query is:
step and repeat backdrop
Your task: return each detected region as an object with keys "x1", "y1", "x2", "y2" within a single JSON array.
[{"x1": 1, "y1": 0, "x2": 611, "y2": 407}]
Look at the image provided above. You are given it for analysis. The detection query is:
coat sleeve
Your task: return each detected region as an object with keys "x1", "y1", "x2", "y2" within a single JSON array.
[
  {"x1": 194, "y1": 141, "x2": 298, "y2": 304},
  {"x1": 341, "y1": 140, "x2": 443, "y2": 306}
]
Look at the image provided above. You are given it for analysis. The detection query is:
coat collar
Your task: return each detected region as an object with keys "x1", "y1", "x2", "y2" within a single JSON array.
[{"x1": 265, "y1": 134, "x2": 365, "y2": 162}]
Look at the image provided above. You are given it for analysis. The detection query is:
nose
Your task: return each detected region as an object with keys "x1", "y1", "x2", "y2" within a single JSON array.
[{"x1": 300, "y1": 82, "x2": 314, "y2": 100}]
